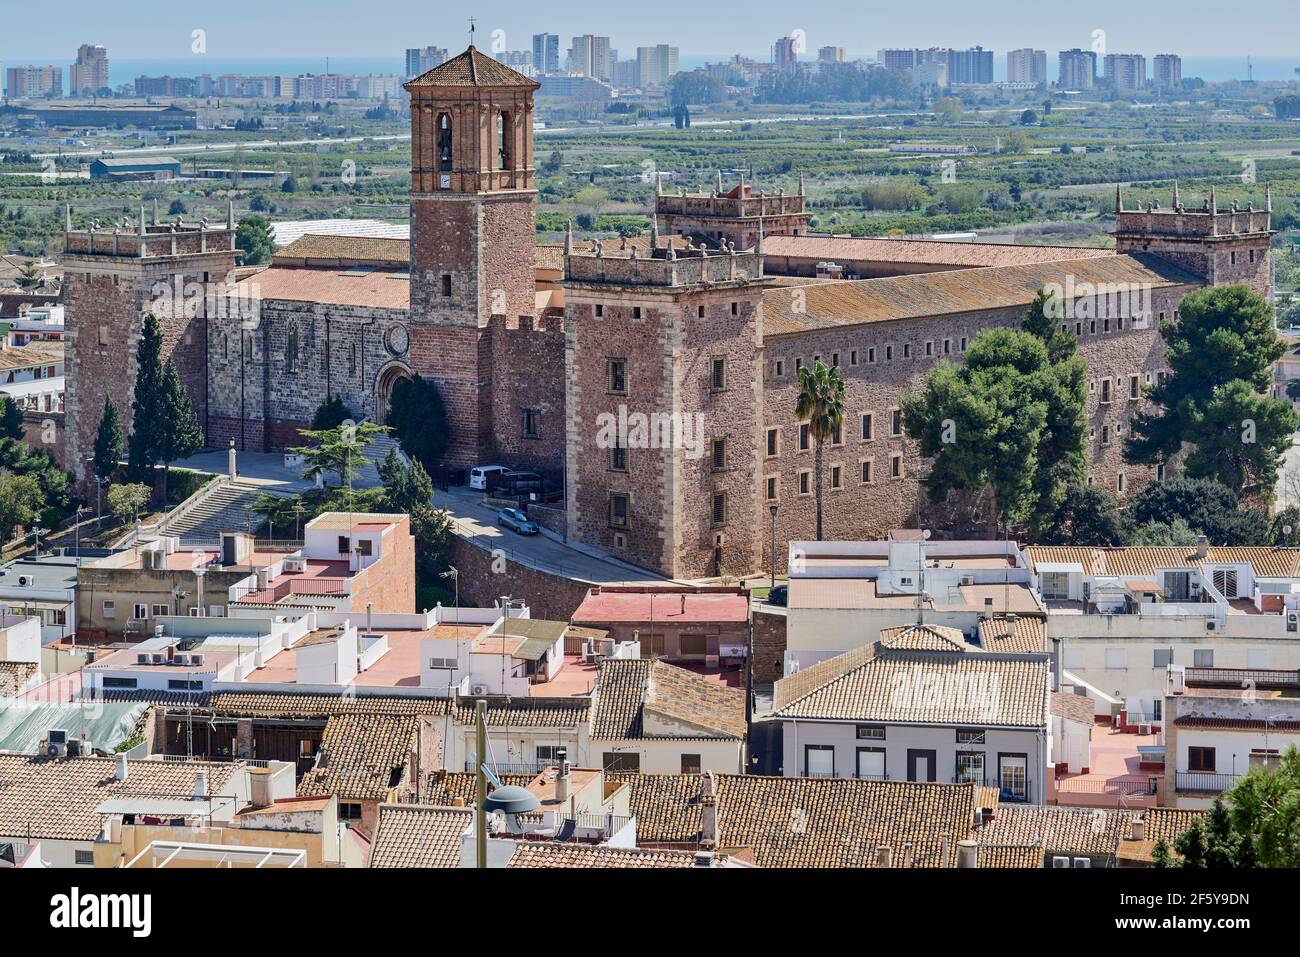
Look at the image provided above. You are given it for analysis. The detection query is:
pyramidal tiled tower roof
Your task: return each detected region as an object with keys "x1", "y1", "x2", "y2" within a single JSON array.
[{"x1": 406, "y1": 46, "x2": 539, "y2": 89}]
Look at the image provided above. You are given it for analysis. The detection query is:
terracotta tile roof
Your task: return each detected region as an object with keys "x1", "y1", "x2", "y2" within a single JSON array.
[
  {"x1": 762, "y1": 253, "x2": 1202, "y2": 337},
  {"x1": 507, "y1": 843, "x2": 717, "y2": 868},
  {"x1": 977, "y1": 843, "x2": 1044, "y2": 867},
  {"x1": 772, "y1": 639, "x2": 1049, "y2": 728},
  {"x1": 208, "y1": 691, "x2": 440, "y2": 718},
  {"x1": 978, "y1": 804, "x2": 1136, "y2": 859},
  {"x1": 1025, "y1": 545, "x2": 1300, "y2": 579},
  {"x1": 573, "y1": 587, "x2": 750, "y2": 624},
  {"x1": 978, "y1": 616, "x2": 1049, "y2": 653},
  {"x1": 0, "y1": 342, "x2": 63, "y2": 371},
  {"x1": 1172, "y1": 715, "x2": 1300, "y2": 731},
  {"x1": 272, "y1": 233, "x2": 409, "y2": 266},
  {"x1": 1144, "y1": 807, "x2": 1205, "y2": 845},
  {"x1": 879, "y1": 623, "x2": 971, "y2": 652},
  {"x1": 297, "y1": 714, "x2": 419, "y2": 802},
  {"x1": 406, "y1": 46, "x2": 539, "y2": 89},
  {"x1": 0, "y1": 661, "x2": 37, "y2": 697},
  {"x1": 607, "y1": 772, "x2": 979, "y2": 867},
  {"x1": 1051, "y1": 691, "x2": 1096, "y2": 726},
  {"x1": 234, "y1": 265, "x2": 409, "y2": 310},
  {"x1": 368, "y1": 804, "x2": 472, "y2": 867},
  {"x1": 0, "y1": 754, "x2": 240, "y2": 842},
  {"x1": 592, "y1": 658, "x2": 746, "y2": 741},
  {"x1": 205, "y1": 690, "x2": 589, "y2": 729},
  {"x1": 422, "y1": 770, "x2": 534, "y2": 806},
  {"x1": 760, "y1": 235, "x2": 1116, "y2": 269}
]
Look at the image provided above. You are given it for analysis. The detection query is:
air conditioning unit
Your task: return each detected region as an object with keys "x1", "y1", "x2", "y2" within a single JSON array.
[
  {"x1": 1051, "y1": 855, "x2": 1070, "y2": 868},
  {"x1": 1139, "y1": 723, "x2": 1152, "y2": 736},
  {"x1": 284, "y1": 556, "x2": 307, "y2": 573},
  {"x1": 1206, "y1": 620, "x2": 1217, "y2": 632},
  {"x1": 136, "y1": 653, "x2": 149, "y2": 665},
  {"x1": 46, "y1": 729, "x2": 68, "y2": 758},
  {"x1": 151, "y1": 654, "x2": 165, "y2": 665},
  {"x1": 16, "y1": 575, "x2": 29, "y2": 587},
  {"x1": 1073, "y1": 857, "x2": 1091, "y2": 869},
  {"x1": 470, "y1": 684, "x2": 489, "y2": 696},
  {"x1": 1288, "y1": 613, "x2": 1297, "y2": 633},
  {"x1": 172, "y1": 654, "x2": 189, "y2": 667},
  {"x1": 189, "y1": 654, "x2": 204, "y2": 667},
  {"x1": 961, "y1": 575, "x2": 974, "y2": 586}
]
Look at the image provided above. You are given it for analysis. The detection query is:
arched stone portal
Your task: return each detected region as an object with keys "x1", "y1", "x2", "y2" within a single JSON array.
[{"x1": 375, "y1": 362, "x2": 412, "y2": 425}]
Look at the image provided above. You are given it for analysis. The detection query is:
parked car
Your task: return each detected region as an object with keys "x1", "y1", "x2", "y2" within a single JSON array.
[
  {"x1": 489, "y1": 470, "x2": 544, "y2": 496},
  {"x1": 767, "y1": 585, "x2": 788, "y2": 607},
  {"x1": 497, "y1": 507, "x2": 539, "y2": 535},
  {"x1": 470, "y1": 464, "x2": 509, "y2": 491}
]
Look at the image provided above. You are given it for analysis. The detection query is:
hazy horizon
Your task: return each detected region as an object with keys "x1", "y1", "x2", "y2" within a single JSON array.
[{"x1": 2, "y1": 0, "x2": 1299, "y2": 62}]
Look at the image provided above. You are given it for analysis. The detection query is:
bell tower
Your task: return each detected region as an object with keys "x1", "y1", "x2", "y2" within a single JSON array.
[{"x1": 405, "y1": 47, "x2": 540, "y2": 467}]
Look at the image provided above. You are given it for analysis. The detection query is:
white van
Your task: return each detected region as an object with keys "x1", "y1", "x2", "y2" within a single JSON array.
[{"x1": 469, "y1": 464, "x2": 509, "y2": 491}]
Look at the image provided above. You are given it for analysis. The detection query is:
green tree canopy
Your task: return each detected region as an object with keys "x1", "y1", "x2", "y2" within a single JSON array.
[
  {"x1": 92, "y1": 395, "x2": 123, "y2": 482},
  {"x1": 289, "y1": 421, "x2": 389, "y2": 487},
  {"x1": 127, "y1": 313, "x2": 166, "y2": 484},
  {"x1": 107, "y1": 482, "x2": 151, "y2": 524},
  {"x1": 311, "y1": 395, "x2": 355, "y2": 431},
  {"x1": 1126, "y1": 285, "x2": 1296, "y2": 498},
  {"x1": 386, "y1": 375, "x2": 449, "y2": 473},
  {"x1": 378, "y1": 449, "x2": 453, "y2": 583},
  {"x1": 0, "y1": 470, "x2": 44, "y2": 541},
  {"x1": 156, "y1": 360, "x2": 204, "y2": 502},
  {"x1": 902, "y1": 322, "x2": 1086, "y2": 535},
  {"x1": 235, "y1": 214, "x2": 275, "y2": 265}
]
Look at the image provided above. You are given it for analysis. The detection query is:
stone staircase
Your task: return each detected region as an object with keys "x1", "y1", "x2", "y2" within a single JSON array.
[
  {"x1": 157, "y1": 479, "x2": 276, "y2": 544},
  {"x1": 355, "y1": 432, "x2": 404, "y2": 488}
]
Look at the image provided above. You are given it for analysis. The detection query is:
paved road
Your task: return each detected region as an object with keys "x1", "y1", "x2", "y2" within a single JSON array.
[
  {"x1": 32, "y1": 133, "x2": 410, "y2": 161},
  {"x1": 430, "y1": 485, "x2": 669, "y2": 585},
  {"x1": 171, "y1": 447, "x2": 667, "y2": 584}
]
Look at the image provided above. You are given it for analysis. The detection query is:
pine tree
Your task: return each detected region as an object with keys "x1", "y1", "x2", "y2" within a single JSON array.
[
  {"x1": 127, "y1": 314, "x2": 165, "y2": 486},
  {"x1": 92, "y1": 396, "x2": 123, "y2": 482},
  {"x1": 156, "y1": 360, "x2": 204, "y2": 504}
]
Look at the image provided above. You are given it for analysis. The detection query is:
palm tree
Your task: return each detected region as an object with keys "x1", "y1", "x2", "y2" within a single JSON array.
[{"x1": 795, "y1": 359, "x2": 846, "y2": 541}]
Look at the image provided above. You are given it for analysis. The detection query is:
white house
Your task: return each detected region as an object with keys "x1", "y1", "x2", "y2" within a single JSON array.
[{"x1": 768, "y1": 623, "x2": 1052, "y2": 803}]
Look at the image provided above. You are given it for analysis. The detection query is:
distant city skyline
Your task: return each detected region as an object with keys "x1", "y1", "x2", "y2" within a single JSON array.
[{"x1": 2, "y1": 0, "x2": 1299, "y2": 61}]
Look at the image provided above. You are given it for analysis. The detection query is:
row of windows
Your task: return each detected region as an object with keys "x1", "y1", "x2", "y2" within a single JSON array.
[
  {"x1": 764, "y1": 454, "x2": 905, "y2": 501},
  {"x1": 594, "y1": 302, "x2": 743, "y2": 320},
  {"x1": 606, "y1": 489, "x2": 733, "y2": 529},
  {"x1": 431, "y1": 111, "x2": 513, "y2": 172},
  {"x1": 1094, "y1": 370, "x2": 1165, "y2": 404},
  {"x1": 764, "y1": 409, "x2": 903, "y2": 458},
  {"x1": 772, "y1": 337, "x2": 970, "y2": 378},
  {"x1": 606, "y1": 356, "x2": 728, "y2": 394},
  {"x1": 219, "y1": 331, "x2": 360, "y2": 376}
]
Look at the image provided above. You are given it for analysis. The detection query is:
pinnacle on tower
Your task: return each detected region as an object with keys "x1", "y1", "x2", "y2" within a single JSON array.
[
  {"x1": 1266, "y1": 181, "x2": 1273, "y2": 212},
  {"x1": 65, "y1": 204, "x2": 72, "y2": 232},
  {"x1": 798, "y1": 171, "x2": 805, "y2": 197},
  {"x1": 1115, "y1": 184, "x2": 1123, "y2": 213},
  {"x1": 563, "y1": 219, "x2": 573, "y2": 257},
  {"x1": 139, "y1": 206, "x2": 146, "y2": 235},
  {"x1": 227, "y1": 200, "x2": 235, "y2": 230},
  {"x1": 716, "y1": 169, "x2": 723, "y2": 194},
  {"x1": 1209, "y1": 184, "x2": 1217, "y2": 213},
  {"x1": 1172, "y1": 181, "x2": 1180, "y2": 207}
]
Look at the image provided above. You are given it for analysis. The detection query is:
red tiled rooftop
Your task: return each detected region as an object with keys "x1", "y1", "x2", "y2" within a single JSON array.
[
  {"x1": 573, "y1": 589, "x2": 750, "y2": 624},
  {"x1": 234, "y1": 266, "x2": 409, "y2": 310}
]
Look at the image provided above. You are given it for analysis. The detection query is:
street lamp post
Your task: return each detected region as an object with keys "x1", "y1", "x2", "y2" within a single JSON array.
[{"x1": 769, "y1": 504, "x2": 779, "y2": 590}]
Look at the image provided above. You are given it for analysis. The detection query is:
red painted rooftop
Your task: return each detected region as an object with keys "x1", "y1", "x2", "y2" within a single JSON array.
[{"x1": 572, "y1": 588, "x2": 750, "y2": 624}]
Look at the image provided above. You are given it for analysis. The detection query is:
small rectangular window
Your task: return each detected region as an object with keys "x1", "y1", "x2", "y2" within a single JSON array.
[
  {"x1": 799, "y1": 471, "x2": 811, "y2": 495},
  {"x1": 710, "y1": 358, "x2": 726, "y2": 390},
  {"x1": 609, "y1": 493, "x2": 629, "y2": 528},
  {"x1": 607, "y1": 358, "x2": 627, "y2": 394},
  {"x1": 766, "y1": 428, "x2": 779, "y2": 457},
  {"x1": 712, "y1": 438, "x2": 726, "y2": 469},
  {"x1": 860, "y1": 460, "x2": 872, "y2": 483},
  {"x1": 441, "y1": 274, "x2": 452, "y2": 297},
  {"x1": 712, "y1": 492, "x2": 727, "y2": 525},
  {"x1": 860, "y1": 413, "x2": 873, "y2": 441},
  {"x1": 799, "y1": 423, "x2": 810, "y2": 451},
  {"x1": 765, "y1": 476, "x2": 777, "y2": 501}
]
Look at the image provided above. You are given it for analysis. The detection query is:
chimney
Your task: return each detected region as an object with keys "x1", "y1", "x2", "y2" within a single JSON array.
[
  {"x1": 692, "y1": 850, "x2": 715, "y2": 868},
  {"x1": 193, "y1": 769, "x2": 209, "y2": 798},
  {"x1": 700, "y1": 770, "x2": 719, "y2": 847},
  {"x1": 554, "y1": 749, "x2": 570, "y2": 803},
  {"x1": 1194, "y1": 535, "x2": 1209, "y2": 561},
  {"x1": 876, "y1": 844, "x2": 892, "y2": 868},
  {"x1": 247, "y1": 766, "x2": 272, "y2": 808},
  {"x1": 115, "y1": 753, "x2": 129, "y2": 781},
  {"x1": 1051, "y1": 638, "x2": 1062, "y2": 692},
  {"x1": 902, "y1": 841, "x2": 914, "y2": 868},
  {"x1": 956, "y1": 839, "x2": 978, "y2": 869},
  {"x1": 1131, "y1": 818, "x2": 1145, "y2": 841}
]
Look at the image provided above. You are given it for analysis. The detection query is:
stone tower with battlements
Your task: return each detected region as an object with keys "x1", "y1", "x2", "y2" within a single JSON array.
[
  {"x1": 656, "y1": 171, "x2": 811, "y2": 250},
  {"x1": 405, "y1": 46, "x2": 541, "y2": 469},
  {"x1": 1113, "y1": 182, "x2": 1275, "y2": 300},
  {"x1": 62, "y1": 203, "x2": 238, "y2": 486}
]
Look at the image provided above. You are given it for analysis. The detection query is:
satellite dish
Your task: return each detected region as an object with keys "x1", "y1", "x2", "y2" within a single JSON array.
[{"x1": 482, "y1": 785, "x2": 541, "y2": 815}]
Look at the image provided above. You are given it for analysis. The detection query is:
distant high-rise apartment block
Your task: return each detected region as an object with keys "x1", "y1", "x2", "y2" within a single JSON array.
[
  {"x1": 5, "y1": 64, "x2": 63, "y2": 98},
  {"x1": 878, "y1": 49, "x2": 918, "y2": 72},
  {"x1": 1058, "y1": 48, "x2": 1097, "y2": 90},
  {"x1": 636, "y1": 45, "x2": 679, "y2": 87},
  {"x1": 568, "y1": 35, "x2": 612, "y2": 82},
  {"x1": 404, "y1": 47, "x2": 447, "y2": 79},
  {"x1": 818, "y1": 46, "x2": 846, "y2": 63},
  {"x1": 948, "y1": 46, "x2": 994, "y2": 84},
  {"x1": 70, "y1": 44, "x2": 109, "y2": 96},
  {"x1": 496, "y1": 50, "x2": 534, "y2": 76},
  {"x1": 611, "y1": 59, "x2": 639, "y2": 89},
  {"x1": 773, "y1": 36, "x2": 799, "y2": 72},
  {"x1": 1152, "y1": 53, "x2": 1182, "y2": 89},
  {"x1": 1104, "y1": 53, "x2": 1146, "y2": 93},
  {"x1": 532, "y1": 33, "x2": 560, "y2": 75},
  {"x1": 1006, "y1": 48, "x2": 1047, "y2": 85}
]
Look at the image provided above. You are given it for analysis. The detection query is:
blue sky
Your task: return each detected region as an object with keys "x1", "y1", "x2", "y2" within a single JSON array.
[{"x1": 2, "y1": 0, "x2": 1297, "y2": 60}]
